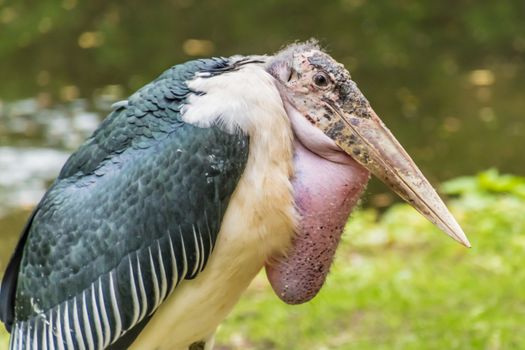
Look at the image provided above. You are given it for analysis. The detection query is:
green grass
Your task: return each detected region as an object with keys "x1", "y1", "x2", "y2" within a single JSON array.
[
  {"x1": 215, "y1": 170, "x2": 525, "y2": 349},
  {"x1": 1, "y1": 170, "x2": 524, "y2": 349}
]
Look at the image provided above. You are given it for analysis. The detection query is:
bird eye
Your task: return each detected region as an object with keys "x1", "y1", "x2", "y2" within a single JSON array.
[{"x1": 313, "y1": 72, "x2": 330, "y2": 88}]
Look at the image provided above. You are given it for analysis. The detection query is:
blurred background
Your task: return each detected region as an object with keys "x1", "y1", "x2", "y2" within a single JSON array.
[{"x1": 0, "y1": 1, "x2": 524, "y2": 349}]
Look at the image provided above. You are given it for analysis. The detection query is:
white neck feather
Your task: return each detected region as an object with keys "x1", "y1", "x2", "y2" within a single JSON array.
[
  {"x1": 133, "y1": 62, "x2": 298, "y2": 350},
  {"x1": 182, "y1": 63, "x2": 287, "y2": 135},
  {"x1": 182, "y1": 61, "x2": 297, "y2": 258}
]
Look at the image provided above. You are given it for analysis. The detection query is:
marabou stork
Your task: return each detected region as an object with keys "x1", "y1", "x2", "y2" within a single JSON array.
[{"x1": 0, "y1": 42, "x2": 470, "y2": 350}]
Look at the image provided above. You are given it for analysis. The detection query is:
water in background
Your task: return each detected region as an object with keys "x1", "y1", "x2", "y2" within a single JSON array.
[{"x1": 1, "y1": 0, "x2": 524, "y2": 270}]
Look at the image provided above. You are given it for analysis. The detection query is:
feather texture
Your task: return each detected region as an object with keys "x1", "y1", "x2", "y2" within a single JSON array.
[
  {"x1": 132, "y1": 58, "x2": 296, "y2": 350},
  {"x1": 1, "y1": 57, "x2": 250, "y2": 349}
]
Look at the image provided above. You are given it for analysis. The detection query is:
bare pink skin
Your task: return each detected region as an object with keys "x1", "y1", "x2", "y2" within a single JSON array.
[
  {"x1": 264, "y1": 44, "x2": 468, "y2": 305},
  {"x1": 265, "y1": 139, "x2": 369, "y2": 304},
  {"x1": 263, "y1": 78, "x2": 371, "y2": 304}
]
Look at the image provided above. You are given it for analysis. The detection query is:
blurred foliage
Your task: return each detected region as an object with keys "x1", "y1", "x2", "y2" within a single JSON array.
[
  {"x1": 212, "y1": 170, "x2": 525, "y2": 349},
  {"x1": 442, "y1": 169, "x2": 525, "y2": 198},
  {"x1": 1, "y1": 0, "x2": 524, "y2": 189},
  {"x1": 0, "y1": 0, "x2": 524, "y2": 348},
  {"x1": 2, "y1": 171, "x2": 524, "y2": 348},
  {"x1": 0, "y1": 167, "x2": 523, "y2": 349},
  {"x1": 1, "y1": 0, "x2": 524, "y2": 97}
]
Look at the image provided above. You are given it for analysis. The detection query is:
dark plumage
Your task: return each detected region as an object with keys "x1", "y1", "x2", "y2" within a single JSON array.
[
  {"x1": 0, "y1": 57, "x2": 249, "y2": 349},
  {"x1": 0, "y1": 43, "x2": 470, "y2": 350}
]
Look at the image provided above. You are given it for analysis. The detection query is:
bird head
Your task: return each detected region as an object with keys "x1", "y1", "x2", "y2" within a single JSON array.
[
  {"x1": 182, "y1": 42, "x2": 469, "y2": 304},
  {"x1": 268, "y1": 42, "x2": 469, "y2": 247},
  {"x1": 265, "y1": 42, "x2": 470, "y2": 303}
]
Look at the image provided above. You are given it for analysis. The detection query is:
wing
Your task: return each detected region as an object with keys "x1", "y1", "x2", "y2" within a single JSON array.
[{"x1": 0, "y1": 57, "x2": 250, "y2": 349}]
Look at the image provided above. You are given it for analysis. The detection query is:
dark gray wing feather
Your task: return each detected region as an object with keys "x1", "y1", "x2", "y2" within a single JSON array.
[{"x1": 0, "y1": 57, "x2": 250, "y2": 349}]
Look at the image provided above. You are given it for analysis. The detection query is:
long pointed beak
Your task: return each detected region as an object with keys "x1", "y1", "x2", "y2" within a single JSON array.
[{"x1": 323, "y1": 104, "x2": 471, "y2": 248}]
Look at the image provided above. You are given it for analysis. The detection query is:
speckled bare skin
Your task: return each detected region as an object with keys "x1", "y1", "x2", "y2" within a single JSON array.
[{"x1": 265, "y1": 42, "x2": 469, "y2": 305}]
